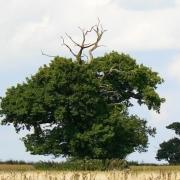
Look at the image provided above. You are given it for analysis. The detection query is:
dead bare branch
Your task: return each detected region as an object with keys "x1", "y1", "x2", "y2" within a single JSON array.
[
  {"x1": 61, "y1": 36, "x2": 77, "y2": 58},
  {"x1": 88, "y1": 23, "x2": 107, "y2": 63},
  {"x1": 82, "y1": 53, "x2": 89, "y2": 60},
  {"x1": 109, "y1": 67, "x2": 121, "y2": 73},
  {"x1": 41, "y1": 50, "x2": 56, "y2": 58},
  {"x1": 61, "y1": 19, "x2": 106, "y2": 64},
  {"x1": 65, "y1": 33, "x2": 81, "y2": 47}
]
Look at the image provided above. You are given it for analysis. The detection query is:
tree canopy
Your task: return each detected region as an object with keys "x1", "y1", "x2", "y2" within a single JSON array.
[
  {"x1": 156, "y1": 122, "x2": 180, "y2": 164},
  {"x1": 0, "y1": 51, "x2": 164, "y2": 160}
]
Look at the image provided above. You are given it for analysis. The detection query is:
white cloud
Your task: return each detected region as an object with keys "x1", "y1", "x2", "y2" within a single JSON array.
[
  {"x1": 169, "y1": 56, "x2": 180, "y2": 81},
  {"x1": 113, "y1": 0, "x2": 176, "y2": 11},
  {"x1": 1, "y1": 0, "x2": 180, "y2": 85},
  {"x1": 1, "y1": 0, "x2": 180, "y2": 92},
  {"x1": 0, "y1": 0, "x2": 180, "y2": 69},
  {"x1": 83, "y1": 0, "x2": 112, "y2": 6}
]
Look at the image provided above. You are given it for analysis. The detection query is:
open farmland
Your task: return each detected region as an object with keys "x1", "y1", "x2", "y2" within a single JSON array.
[{"x1": 0, "y1": 165, "x2": 180, "y2": 180}]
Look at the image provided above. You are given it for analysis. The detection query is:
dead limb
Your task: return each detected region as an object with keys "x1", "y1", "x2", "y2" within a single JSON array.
[
  {"x1": 41, "y1": 50, "x2": 56, "y2": 58},
  {"x1": 61, "y1": 19, "x2": 106, "y2": 64}
]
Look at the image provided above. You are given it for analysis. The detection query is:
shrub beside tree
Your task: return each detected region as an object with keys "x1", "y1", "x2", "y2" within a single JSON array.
[{"x1": 156, "y1": 122, "x2": 180, "y2": 164}]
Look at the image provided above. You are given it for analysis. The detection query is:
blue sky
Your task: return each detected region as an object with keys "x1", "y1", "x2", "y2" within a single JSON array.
[{"x1": 0, "y1": 0, "x2": 180, "y2": 163}]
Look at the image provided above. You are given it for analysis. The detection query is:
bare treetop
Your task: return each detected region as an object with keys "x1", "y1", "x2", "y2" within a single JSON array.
[{"x1": 61, "y1": 19, "x2": 107, "y2": 64}]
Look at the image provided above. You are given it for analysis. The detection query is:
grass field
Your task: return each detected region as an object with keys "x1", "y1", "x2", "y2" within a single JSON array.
[{"x1": 0, "y1": 164, "x2": 180, "y2": 180}]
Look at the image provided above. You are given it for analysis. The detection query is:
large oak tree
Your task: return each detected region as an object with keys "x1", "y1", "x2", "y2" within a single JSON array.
[{"x1": 0, "y1": 22, "x2": 164, "y2": 160}]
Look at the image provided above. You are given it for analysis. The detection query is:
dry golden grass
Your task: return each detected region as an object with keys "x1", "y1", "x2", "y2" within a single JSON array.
[
  {"x1": 0, "y1": 165, "x2": 179, "y2": 180},
  {"x1": 130, "y1": 165, "x2": 180, "y2": 171},
  {"x1": 0, "y1": 164, "x2": 34, "y2": 171},
  {"x1": 0, "y1": 170, "x2": 180, "y2": 180}
]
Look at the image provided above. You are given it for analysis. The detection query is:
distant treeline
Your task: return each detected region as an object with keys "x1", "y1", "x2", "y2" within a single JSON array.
[
  {"x1": 0, "y1": 159, "x2": 127, "y2": 171},
  {"x1": 0, "y1": 160, "x2": 32, "y2": 165},
  {"x1": 0, "y1": 159, "x2": 171, "y2": 171}
]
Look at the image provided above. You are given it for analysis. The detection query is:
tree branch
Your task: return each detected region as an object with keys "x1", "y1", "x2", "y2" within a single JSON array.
[
  {"x1": 88, "y1": 21, "x2": 107, "y2": 63},
  {"x1": 65, "y1": 33, "x2": 81, "y2": 47},
  {"x1": 61, "y1": 19, "x2": 106, "y2": 64},
  {"x1": 41, "y1": 50, "x2": 56, "y2": 58},
  {"x1": 61, "y1": 36, "x2": 77, "y2": 58}
]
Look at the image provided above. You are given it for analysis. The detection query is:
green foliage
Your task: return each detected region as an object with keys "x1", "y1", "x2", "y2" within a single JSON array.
[
  {"x1": 90, "y1": 52, "x2": 165, "y2": 112},
  {"x1": 34, "y1": 159, "x2": 128, "y2": 171},
  {"x1": 0, "y1": 52, "x2": 164, "y2": 160},
  {"x1": 167, "y1": 122, "x2": 180, "y2": 136},
  {"x1": 156, "y1": 122, "x2": 180, "y2": 164},
  {"x1": 157, "y1": 138, "x2": 180, "y2": 164}
]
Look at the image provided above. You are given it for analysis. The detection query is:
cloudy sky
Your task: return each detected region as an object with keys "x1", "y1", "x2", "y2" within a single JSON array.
[{"x1": 0, "y1": 0, "x2": 180, "y2": 163}]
